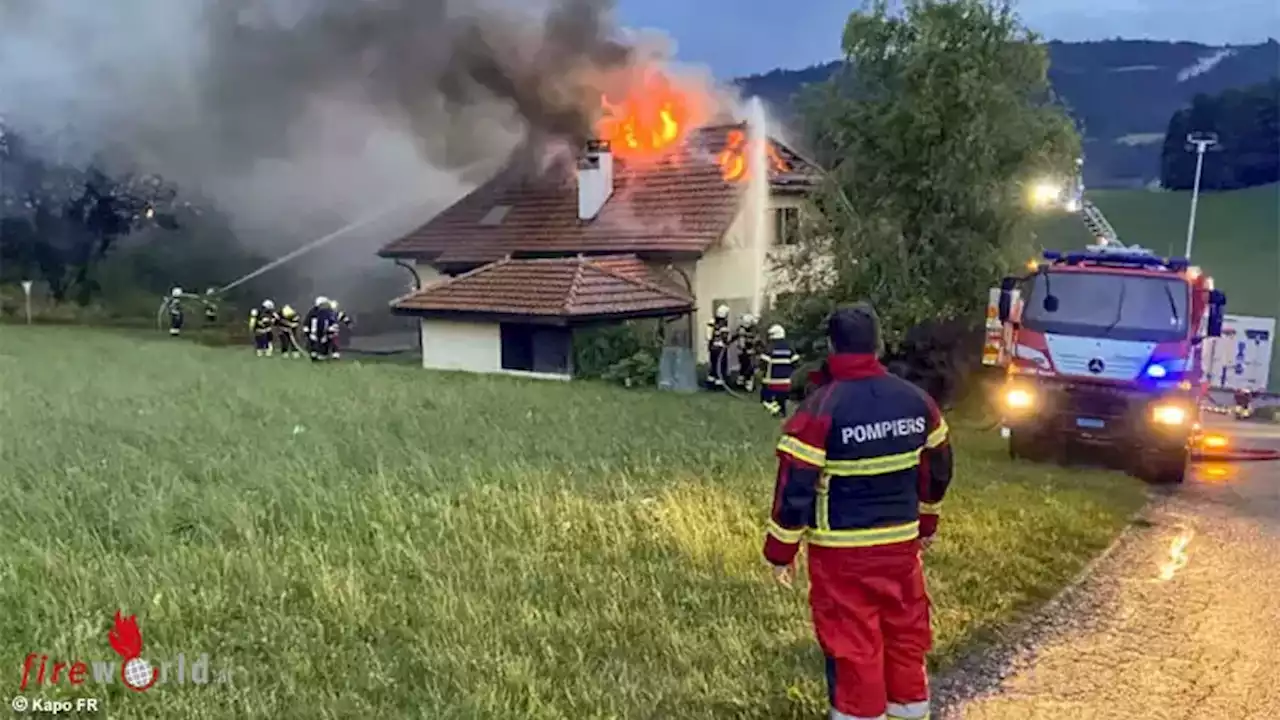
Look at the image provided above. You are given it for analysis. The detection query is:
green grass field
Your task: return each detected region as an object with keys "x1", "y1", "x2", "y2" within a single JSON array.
[
  {"x1": 1033, "y1": 183, "x2": 1280, "y2": 388},
  {"x1": 0, "y1": 327, "x2": 1147, "y2": 719}
]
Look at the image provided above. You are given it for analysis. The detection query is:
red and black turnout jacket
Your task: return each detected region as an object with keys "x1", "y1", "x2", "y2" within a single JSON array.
[{"x1": 763, "y1": 353, "x2": 954, "y2": 566}]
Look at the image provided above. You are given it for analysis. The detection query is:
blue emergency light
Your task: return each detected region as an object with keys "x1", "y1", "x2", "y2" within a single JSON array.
[{"x1": 1145, "y1": 364, "x2": 1168, "y2": 379}]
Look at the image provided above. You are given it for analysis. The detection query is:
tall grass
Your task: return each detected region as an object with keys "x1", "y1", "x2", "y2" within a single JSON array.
[{"x1": 0, "y1": 327, "x2": 1146, "y2": 719}]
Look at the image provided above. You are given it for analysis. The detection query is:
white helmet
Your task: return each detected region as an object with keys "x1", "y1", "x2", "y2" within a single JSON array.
[
  {"x1": 315, "y1": 296, "x2": 329, "y2": 307},
  {"x1": 171, "y1": 287, "x2": 183, "y2": 297},
  {"x1": 714, "y1": 304, "x2": 730, "y2": 319},
  {"x1": 740, "y1": 313, "x2": 758, "y2": 327},
  {"x1": 767, "y1": 324, "x2": 786, "y2": 340},
  {"x1": 262, "y1": 299, "x2": 275, "y2": 310}
]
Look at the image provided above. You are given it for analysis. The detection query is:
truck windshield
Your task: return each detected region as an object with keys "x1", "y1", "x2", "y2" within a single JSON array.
[{"x1": 1020, "y1": 271, "x2": 1190, "y2": 343}]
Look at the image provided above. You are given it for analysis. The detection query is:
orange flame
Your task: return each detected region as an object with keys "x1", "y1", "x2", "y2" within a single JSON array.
[
  {"x1": 716, "y1": 129, "x2": 791, "y2": 183},
  {"x1": 108, "y1": 610, "x2": 144, "y2": 659},
  {"x1": 596, "y1": 71, "x2": 696, "y2": 162}
]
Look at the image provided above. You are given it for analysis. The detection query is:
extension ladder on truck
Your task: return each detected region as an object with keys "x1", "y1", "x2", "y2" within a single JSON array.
[{"x1": 1080, "y1": 199, "x2": 1119, "y2": 245}]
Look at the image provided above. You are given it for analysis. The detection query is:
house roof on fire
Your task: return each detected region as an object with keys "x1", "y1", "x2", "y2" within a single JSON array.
[
  {"x1": 378, "y1": 124, "x2": 820, "y2": 264},
  {"x1": 389, "y1": 253, "x2": 695, "y2": 323}
]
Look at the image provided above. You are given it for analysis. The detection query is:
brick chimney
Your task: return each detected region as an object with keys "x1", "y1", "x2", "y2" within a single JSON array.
[{"x1": 577, "y1": 139, "x2": 614, "y2": 221}]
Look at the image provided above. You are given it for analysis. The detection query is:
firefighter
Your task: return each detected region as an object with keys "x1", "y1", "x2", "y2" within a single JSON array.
[
  {"x1": 706, "y1": 304, "x2": 732, "y2": 388},
  {"x1": 1234, "y1": 388, "x2": 1254, "y2": 420},
  {"x1": 276, "y1": 305, "x2": 303, "y2": 358},
  {"x1": 163, "y1": 287, "x2": 185, "y2": 336},
  {"x1": 305, "y1": 296, "x2": 337, "y2": 361},
  {"x1": 759, "y1": 324, "x2": 800, "y2": 417},
  {"x1": 329, "y1": 300, "x2": 353, "y2": 359},
  {"x1": 202, "y1": 288, "x2": 219, "y2": 324},
  {"x1": 763, "y1": 302, "x2": 953, "y2": 720},
  {"x1": 248, "y1": 300, "x2": 278, "y2": 357},
  {"x1": 735, "y1": 313, "x2": 761, "y2": 391}
]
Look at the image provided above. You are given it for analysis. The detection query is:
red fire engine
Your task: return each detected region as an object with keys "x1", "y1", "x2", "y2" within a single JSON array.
[{"x1": 996, "y1": 243, "x2": 1227, "y2": 483}]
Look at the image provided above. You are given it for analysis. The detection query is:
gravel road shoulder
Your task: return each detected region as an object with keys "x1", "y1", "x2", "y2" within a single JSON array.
[{"x1": 934, "y1": 422, "x2": 1280, "y2": 719}]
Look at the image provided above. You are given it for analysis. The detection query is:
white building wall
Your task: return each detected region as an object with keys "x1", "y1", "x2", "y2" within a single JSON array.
[
  {"x1": 413, "y1": 262, "x2": 445, "y2": 287},
  {"x1": 689, "y1": 195, "x2": 808, "y2": 363},
  {"x1": 420, "y1": 319, "x2": 501, "y2": 373}
]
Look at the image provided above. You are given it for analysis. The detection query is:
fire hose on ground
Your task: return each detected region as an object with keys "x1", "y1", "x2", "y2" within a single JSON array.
[
  {"x1": 710, "y1": 335, "x2": 750, "y2": 401},
  {"x1": 1191, "y1": 430, "x2": 1280, "y2": 462}
]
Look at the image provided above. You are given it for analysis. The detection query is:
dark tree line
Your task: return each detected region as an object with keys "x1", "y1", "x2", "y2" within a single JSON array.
[
  {"x1": 1160, "y1": 79, "x2": 1279, "y2": 191},
  {"x1": 0, "y1": 122, "x2": 183, "y2": 304}
]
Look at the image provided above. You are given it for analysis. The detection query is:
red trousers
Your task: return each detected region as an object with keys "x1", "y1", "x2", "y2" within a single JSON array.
[{"x1": 808, "y1": 541, "x2": 931, "y2": 719}]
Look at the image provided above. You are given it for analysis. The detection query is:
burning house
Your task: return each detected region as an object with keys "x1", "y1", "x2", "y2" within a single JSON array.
[{"x1": 380, "y1": 87, "x2": 819, "y2": 379}]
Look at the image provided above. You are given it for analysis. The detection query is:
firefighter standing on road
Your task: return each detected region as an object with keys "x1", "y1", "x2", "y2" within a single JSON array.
[
  {"x1": 276, "y1": 305, "x2": 303, "y2": 358},
  {"x1": 759, "y1": 324, "x2": 799, "y2": 417},
  {"x1": 249, "y1": 300, "x2": 278, "y2": 357},
  {"x1": 763, "y1": 303, "x2": 953, "y2": 720},
  {"x1": 706, "y1": 304, "x2": 732, "y2": 388}
]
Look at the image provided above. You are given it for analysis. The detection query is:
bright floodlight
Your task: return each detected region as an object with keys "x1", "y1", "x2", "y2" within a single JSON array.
[{"x1": 1029, "y1": 181, "x2": 1062, "y2": 208}]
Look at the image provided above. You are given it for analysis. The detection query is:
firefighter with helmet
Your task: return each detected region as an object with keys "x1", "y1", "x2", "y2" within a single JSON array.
[
  {"x1": 735, "y1": 313, "x2": 762, "y2": 391},
  {"x1": 1234, "y1": 387, "x2": 1254, "y2": 420},
  {"x1": 305, "y1": 296, "x2": 338, "y2": 361},
  {"x1": 275, "y1": 305, "x2": 303, "y2": 358},
  {"x1": 329, "y1": 300, "x2": 353, "y2": 359},
  {"x1": 764, "y1": 302, "x2": 953, "y2": 720},
  {"x1": 202, "y1": 288, "x2": 219, "y2": 324},
  {"x1": 248, "y1": 299, "x2": 279, "y2": 357},
  {"x1": 759, "y1": 323, "x2": 800, "y2": 417},
  {"x1": 706, "y1": 304, "x2": 732, "y2": 388},
  {"x1": 163, "y1": 287, "x2": 186, "y2": 336}
]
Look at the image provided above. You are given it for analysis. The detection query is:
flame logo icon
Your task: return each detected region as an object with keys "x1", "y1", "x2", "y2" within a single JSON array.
[{"x1": 108, "y1": 610, "x2": 158, "y2": 692}]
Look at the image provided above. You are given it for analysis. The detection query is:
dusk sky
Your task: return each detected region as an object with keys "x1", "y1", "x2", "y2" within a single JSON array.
[{"x1": 612, "y1": 0, "x2": 1280, "y2": 78}]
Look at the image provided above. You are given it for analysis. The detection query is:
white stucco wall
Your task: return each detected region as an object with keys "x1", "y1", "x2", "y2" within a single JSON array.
[
  {"x1": 413, "y1": 261, "x2": 445, "y2": 288},
  {"x1": 689, "y1": 195, "x2": 808, "y2": 363},
  {"x1": 420, "y1": 319, "x2": 501, "y2": 372}
]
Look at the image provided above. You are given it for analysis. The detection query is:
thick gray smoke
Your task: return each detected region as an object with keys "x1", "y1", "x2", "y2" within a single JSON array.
[{"x1": 0, "y1": 0, "x2": 708, "y2": 313}]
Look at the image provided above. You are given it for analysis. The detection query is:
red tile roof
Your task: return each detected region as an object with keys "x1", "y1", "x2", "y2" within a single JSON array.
[
  {"x1": 390, "y1": 254, "x2": 695, "y2": 321},
  {"x1": 378, "y1": 124, "x2": 819, "y2": 262}
]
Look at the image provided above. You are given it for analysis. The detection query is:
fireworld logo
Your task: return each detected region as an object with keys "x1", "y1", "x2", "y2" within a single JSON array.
[{"x1": 19, "y1": 610, "x2": 231, "y2": 691}]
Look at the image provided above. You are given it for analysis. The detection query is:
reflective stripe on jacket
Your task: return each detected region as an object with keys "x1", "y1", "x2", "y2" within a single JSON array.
[
  {"x1": 249, "y1": 309, "x2": 276, "y2": 334},
  {"x1": 763, "y1": 353, "x2": 954, "y2": 566},
  {"x1": 707, "y1": 321, "x2": 730, "y2": 348},
  {"x1": 759, "y1": 340, "x2": 800, "y2": 389}
]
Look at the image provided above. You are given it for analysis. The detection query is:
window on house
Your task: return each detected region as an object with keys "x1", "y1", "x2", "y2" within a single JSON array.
[
  {"x1": 480, "y1": 205, "x2": 512, "y2": 226},
  {"x1": 500, "y1": 323, "x2": 572, "y2": 375},
  {"x1": 774, "y1": 207, "x2": 801, "y2": 246}
]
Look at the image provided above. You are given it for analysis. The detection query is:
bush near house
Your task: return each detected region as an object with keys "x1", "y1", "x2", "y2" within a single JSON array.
[{"x1": 0, "y1": 327, "x2": 1147, "y2": 719}]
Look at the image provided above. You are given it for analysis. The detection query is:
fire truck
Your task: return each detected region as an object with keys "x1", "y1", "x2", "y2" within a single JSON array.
[{"x1": 995, "y1": 236, "x2": 1227, "y2": 484}]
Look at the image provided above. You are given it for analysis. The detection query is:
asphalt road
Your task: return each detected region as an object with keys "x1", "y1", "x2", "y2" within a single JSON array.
[{"x1": 935, "y1": 418, "x2": 1280, "y2": 720}]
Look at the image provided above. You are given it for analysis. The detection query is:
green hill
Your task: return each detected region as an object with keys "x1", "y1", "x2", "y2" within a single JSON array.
[
  {"x1": 736, "y1": 40, "x2": 1280, "y2": 188},
  {"x1": 1030, "y1": 183, "x2": 1280, "y2": 388}
]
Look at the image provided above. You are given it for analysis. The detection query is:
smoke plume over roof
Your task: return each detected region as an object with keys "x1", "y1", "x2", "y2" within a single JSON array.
[{"x1": 0, "y1": 0, "x2": 717, "y2": 306}]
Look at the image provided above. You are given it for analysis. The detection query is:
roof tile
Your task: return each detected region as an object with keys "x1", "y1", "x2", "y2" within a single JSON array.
[
  {"x1": 391, "y1": 254, "x2": 694, "y2": 320},
  {"x1": 379, "y1": 124, "x2": 819, "y2": 260}
]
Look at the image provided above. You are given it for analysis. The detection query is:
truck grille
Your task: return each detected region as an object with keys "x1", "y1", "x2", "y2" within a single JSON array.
[{"x1": 1054, "y1": 385, "x2": 1132, "y2": 418}]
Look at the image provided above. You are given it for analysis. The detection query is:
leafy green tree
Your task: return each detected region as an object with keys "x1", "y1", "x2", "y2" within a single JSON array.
[
  {"x1": 0, "y1": 122, "x2": 183, "y2": 304},
  {"x1": 779, "y1": 0, "x2": 1080, "y2": 362},
  {"x1": 1160, "y1": 79, "x2": 1279, "y2": 191}
]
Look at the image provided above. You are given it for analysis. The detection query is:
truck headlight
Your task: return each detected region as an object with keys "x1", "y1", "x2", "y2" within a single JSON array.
[
  {"x1": 1005, "y1": 388, "x2": 1035, "y2": 410},
  {"x1": 1151, "y1": 403, "x2": 1188, "y2": 426}
]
